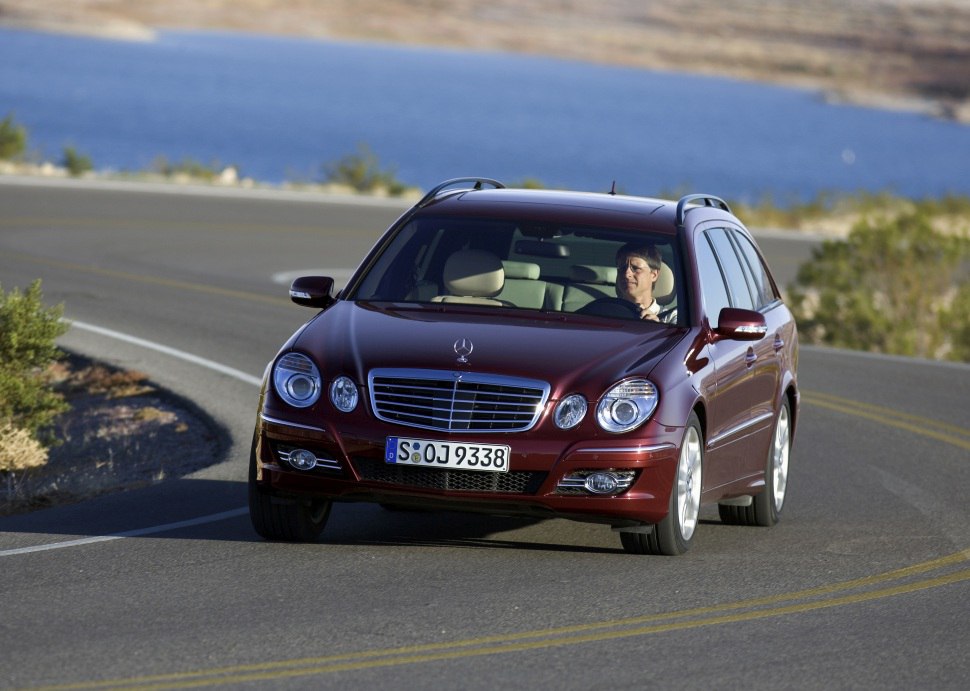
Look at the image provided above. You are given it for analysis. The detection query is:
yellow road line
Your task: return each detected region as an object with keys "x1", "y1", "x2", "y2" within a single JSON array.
[
  {"x1": 31, "y1": 549, "x2": 970, "y2": 690},
  {"x1": 5, "y1": 252, "x2": 289, "y2": 307},
  {"x1": 804, "y1": 390, "x2": 969, "y2": 438},
  {"x1": 802, "y1": 391, "x2": 970, "y2": 451},
  {"x1": 0, "y1": 216, "x2": 329, "y2": 235}
]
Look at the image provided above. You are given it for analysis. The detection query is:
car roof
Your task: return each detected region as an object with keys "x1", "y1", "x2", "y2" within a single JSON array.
[{"x1": 411, "y1": 184, "x2": 738, "y2": 235}]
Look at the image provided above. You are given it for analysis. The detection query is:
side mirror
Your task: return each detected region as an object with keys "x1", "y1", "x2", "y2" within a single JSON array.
[
  {"x1": 715, "y1": 307, "x2": 767, "y2": 341},
  {"x1": 289, "y1": 276, "x2": 335, "y2": 309}
]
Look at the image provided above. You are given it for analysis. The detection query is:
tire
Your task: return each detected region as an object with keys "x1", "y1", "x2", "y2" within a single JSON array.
[
  {"x1": 621, "y1": 412, "x2": 703, "y2": 555},
  {"x1": 248, "y1": 432, "x2": 331, "y2": 542},
  {"x1": 718, "y1": 399, "x2": 791, "y2": 527}
]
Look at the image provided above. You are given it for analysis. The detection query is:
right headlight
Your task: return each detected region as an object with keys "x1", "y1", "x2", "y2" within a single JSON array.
[
  {"x1": 273, "y1": 352, "x2": 322, "y2": 408},
  {"x1": 554, "y1": 393, "x2": 588, "y2": 430},
  {"x1": 329, "y1": 375, "x2": 359, "y2": 413},
  {"x1": 596, "y1": 378, "x2": 658, "y2": 433}
]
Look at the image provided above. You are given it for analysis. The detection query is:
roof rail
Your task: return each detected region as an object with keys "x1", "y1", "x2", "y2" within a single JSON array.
[
  {"x1": 415, "y1": 177, "x2": 506, "y2": 208},
  {"x1": 675, "y1": 194, "x2": 731, "y2": 227}
]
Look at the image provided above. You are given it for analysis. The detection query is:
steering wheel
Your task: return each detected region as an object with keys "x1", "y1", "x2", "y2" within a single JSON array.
[{"x1": 575, "y1": 297, "x2": 643, "y2": 319}]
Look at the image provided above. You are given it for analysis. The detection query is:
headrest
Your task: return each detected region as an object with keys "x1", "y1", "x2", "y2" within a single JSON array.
[
  {"x1": 570, "y1": 265, "x2": 617, "y2": 284},
  {"x1": 655, "y1": 262, "x2": 675, "y2": 301},
  {"x1": 502, "y1": 260, "x2": 541, "y2": 280},
  {"x1": 443, "y1": 250, "x2": 505, "y2": 297}
]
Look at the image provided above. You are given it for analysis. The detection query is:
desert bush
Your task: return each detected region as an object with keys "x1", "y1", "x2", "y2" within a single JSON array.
[
  {"x1": 62, "y1": 146, "x2": 93, "y2": 176},
  {"x1": 0, "y1": 113, "x2": 27, "y2": 160},
  {"x1": 0, "y1": 280, "x2": 69, "y2": 443},
  {"x1": 789, "y1": 209, "x2": 970, "y2": 361},
  {"x1": 321, "y1": 143, "x2": 408, "y2": 195},
  {"x1": 152, "y1": 155, "x2": 224, "y2": 181}
]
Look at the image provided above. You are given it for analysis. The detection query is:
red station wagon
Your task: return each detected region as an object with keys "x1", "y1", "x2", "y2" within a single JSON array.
[{"x1": 249, "y1": 178, "x2": 799, "y2": 555}]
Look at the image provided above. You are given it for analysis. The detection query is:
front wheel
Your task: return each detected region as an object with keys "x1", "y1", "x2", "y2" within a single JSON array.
[
  {"x1": 621, "y1": 412, "x2": 703, "y2": 555},
  {"x1": 248, "y1": 433, "x2": 331, "y2": 542}
]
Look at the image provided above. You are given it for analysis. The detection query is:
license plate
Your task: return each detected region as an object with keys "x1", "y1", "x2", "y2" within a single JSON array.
[{"x1": 385, "y1": 437, "x2": 510, "y2": 473}]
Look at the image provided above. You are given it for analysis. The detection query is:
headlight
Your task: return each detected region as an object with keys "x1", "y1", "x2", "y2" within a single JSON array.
[
  {"x1": 329, "y1": 375, "x2": 359, "y2": 413},
  {"x1": 273, "y1": 352, "x2": 322, "y2": 408},
  {"x1": 554, "y1": 394, "x2": 587, "y2": 430},
  {"x1": 596, "y1": 379, "x2": 658, "y2": 433}
]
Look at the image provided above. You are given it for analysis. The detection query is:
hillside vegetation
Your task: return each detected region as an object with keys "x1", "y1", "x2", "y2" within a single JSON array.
[{"x1": 2, "y1": 0, "x2": 969, "y2": 122}]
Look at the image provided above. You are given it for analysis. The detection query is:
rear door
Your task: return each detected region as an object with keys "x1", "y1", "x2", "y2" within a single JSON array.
[{"x1": 695, "y1": 225, "x2": 779, "y2": 489}]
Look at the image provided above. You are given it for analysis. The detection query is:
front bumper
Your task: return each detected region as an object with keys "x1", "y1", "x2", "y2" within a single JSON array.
[{"x1": 254, "y1": 411, "x2": 683, "y2": 527}]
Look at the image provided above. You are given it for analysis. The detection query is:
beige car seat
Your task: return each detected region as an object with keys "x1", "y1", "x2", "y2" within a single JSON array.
[{"x1": 431, "y1": 249, "x2": 506, "y2": 306}]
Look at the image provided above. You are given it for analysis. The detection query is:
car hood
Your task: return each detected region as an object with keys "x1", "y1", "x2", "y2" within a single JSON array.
[{"x1": 293, "y1": 301, "x2": 686, "y2": 398}]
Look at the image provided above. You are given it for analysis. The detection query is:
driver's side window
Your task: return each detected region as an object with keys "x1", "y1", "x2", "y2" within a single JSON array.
[{"x1": 696, "y1": 232, "x2": 731, "y2": 328}]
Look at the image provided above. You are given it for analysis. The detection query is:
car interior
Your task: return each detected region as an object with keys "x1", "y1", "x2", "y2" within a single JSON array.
[{"x1": 351, "y1": 217, "x2": 682, "y2": 323}]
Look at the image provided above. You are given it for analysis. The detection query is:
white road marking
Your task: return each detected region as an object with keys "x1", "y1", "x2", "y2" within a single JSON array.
[
  {"x1": 0, "y1": 321, "x2": 263, "y2": 558},
  {"x1": 69, "y1": 320, "x2": 264, "y2": 387},
  {"x1": 0, "y1": 508, "x2": 249, "y2": 557},
  {"x1": 270, "y1": 268, "x2": 356, "y2": 285}
]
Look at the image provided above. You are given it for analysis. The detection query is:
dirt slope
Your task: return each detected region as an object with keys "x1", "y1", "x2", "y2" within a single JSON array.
[{"x1": 2, "y1": 0, "x2": 969, "y2": 121}]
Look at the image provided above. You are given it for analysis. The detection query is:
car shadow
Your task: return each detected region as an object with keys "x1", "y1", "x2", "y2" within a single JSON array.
[{"x1": 0, "y1": 477, "x2": 625, "y2": 555}]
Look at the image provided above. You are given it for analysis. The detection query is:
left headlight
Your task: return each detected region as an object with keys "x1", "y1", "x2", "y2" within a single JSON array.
[
  {"x1": 596, "y1": 379, "x2": 658, "y2": 433},
  {"x1": 273, "y1": 352, "x2": 322, "y2": 408}
]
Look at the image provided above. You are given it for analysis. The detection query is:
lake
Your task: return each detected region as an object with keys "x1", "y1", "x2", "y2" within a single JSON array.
[{"x1": 2, "y1": 27, "x2": 968, "y2": 202}]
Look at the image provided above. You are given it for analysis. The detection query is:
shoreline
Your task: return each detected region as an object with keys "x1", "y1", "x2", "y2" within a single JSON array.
[{"x1": 2, "y1": 2, "x2": 968, "y2": 126}]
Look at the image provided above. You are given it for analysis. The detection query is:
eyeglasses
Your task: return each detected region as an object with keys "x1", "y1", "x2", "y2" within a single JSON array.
[{"x1": 617, "y1": 260, "x2": 658, "y2": 274}]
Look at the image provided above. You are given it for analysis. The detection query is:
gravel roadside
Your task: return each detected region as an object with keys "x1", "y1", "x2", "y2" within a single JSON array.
[{"x1": 0, "y1": 351, "x2": 229, "y2": 516}]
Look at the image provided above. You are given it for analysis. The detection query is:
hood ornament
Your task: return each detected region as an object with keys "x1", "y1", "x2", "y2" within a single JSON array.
[{"x1": 453, "y1": 338, "x2": 474, "y2": 364}]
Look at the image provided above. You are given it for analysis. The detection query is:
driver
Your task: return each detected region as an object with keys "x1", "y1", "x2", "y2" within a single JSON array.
[{"x1": 615, "y1": 242, "x2": 670, "y2": 322}]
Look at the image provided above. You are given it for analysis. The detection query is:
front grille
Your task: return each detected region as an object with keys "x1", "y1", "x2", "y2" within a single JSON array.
[
  {"x1": 368, "y1": 368, "x2": 550, "y2": 433},
  {"x1": 354, "y1": 457, "x2": 544, "y2": 494}
]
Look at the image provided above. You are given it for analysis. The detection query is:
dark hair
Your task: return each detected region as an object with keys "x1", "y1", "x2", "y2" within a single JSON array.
[{"x1": 616, "y1": 242, "x2": 661, "y2": 271}]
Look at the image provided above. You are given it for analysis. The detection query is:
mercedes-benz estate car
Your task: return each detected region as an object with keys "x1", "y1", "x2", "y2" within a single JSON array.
[{"x1": 250, "y1": 178, "x2": 799, "y2": 555}]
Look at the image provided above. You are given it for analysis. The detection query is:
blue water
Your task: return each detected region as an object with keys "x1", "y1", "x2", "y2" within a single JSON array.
[{"x1": 2, "y1": 27, "x2": 968, "y2": 201}]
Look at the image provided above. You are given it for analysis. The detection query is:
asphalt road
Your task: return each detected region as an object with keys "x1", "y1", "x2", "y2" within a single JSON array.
[{"x1": 1, "y1": 178, "x2": 968, "y2": 690}]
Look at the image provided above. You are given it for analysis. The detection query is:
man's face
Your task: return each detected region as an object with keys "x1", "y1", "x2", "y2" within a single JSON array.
[{"x1": 617, "y1": 254, "x2": 659, "y2": 305}]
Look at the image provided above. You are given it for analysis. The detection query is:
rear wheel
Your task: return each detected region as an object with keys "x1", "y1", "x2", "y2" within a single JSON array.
[
  {"x1": 719, "y1": 399, "x2": 791, "y2": 527},
  {"x1": 621, "y1": 413, "x2": 703, "y2": 555},
  {"x1": 248, "y1": 433, "x2": 331, "y2": 542}
]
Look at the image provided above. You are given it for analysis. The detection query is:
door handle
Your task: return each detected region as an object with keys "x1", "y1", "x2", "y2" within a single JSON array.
[
  {"x1": 745, "y1": 348, "x2": 757, "y2": 367},
  {"x1": 773, "y1": 334, "x2": 785, "y2": 352}
]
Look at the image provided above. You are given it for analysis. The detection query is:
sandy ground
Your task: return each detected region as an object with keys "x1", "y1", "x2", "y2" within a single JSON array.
[
  {"x1": 1, "y1": 353, "x2": 225, "y2": 516},
  {"x1": 2, "y1": 0, "x2": 969, "y2": 122}
]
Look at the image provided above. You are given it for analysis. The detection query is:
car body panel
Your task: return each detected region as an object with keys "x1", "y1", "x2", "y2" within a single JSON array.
[{"x1": 251, "y1": 183, "x2": 799, "y2": 548}]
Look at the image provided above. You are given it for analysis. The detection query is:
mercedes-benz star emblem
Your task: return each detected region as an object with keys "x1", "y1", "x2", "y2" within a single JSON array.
[{"x1": 453, "y1": 338, "x2": 474, "y2": 364}]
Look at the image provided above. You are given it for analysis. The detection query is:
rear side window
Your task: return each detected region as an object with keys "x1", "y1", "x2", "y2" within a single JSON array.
[{"x1": 731, "y1": 231, "x2": 777, "y2": 308}]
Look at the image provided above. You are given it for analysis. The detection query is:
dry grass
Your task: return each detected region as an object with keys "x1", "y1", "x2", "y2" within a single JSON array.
[
  {"x1": 1, "y1": 0, "x2": 969, "y2": 120},
  {"x1": 0, "y1": 423, "x2": 48, "y2": 474}
]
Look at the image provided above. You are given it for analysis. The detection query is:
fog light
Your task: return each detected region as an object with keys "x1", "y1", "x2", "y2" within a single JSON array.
[
  {"x1": 585, "y1": 471, "x2": 621, "y2": 494},
  {"x1": 557, "y1": 469, "x2": 637, "y2": 495},
  {"x1": 287, "y1": 448, "x2": 318, "y2": 471}
]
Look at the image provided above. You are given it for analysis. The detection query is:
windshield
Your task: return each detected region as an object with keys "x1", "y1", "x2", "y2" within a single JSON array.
[{"x1": 349, "y1": 216, "x2": 684, "y2": 324}]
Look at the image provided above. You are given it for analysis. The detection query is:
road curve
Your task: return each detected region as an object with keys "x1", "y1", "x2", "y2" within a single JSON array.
[{"x1": 1, "y1": 179, "x2": 967, "y2": 690}]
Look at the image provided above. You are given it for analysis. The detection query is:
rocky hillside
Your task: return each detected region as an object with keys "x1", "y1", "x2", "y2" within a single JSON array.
[{"x1": 2, "y1": 0, "x2": 969, "y2": 121}]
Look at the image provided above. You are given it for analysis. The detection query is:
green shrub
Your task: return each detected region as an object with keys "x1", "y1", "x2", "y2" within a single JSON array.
[
  {"x1": 322, "y1": 143, "x2": 408, "y2": 195},
  {"x1": 152, "y1": 156, "x2": 226, "y2": 181},
  {"x1": 0, "y1": 113, "x2": 27, "y2": 160},
  {"x1": 0, "y1": 280, "x2": 69, "y2": 444},
  {"x1": 943, "y1": 281, "x2": 970, "y2": 362},
  {"x1": 790, "y1": 209, "x2": 970, "y2": 361},
  {"x1": 62, "y1": 146, "x2": 93, "y2": 176}
]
